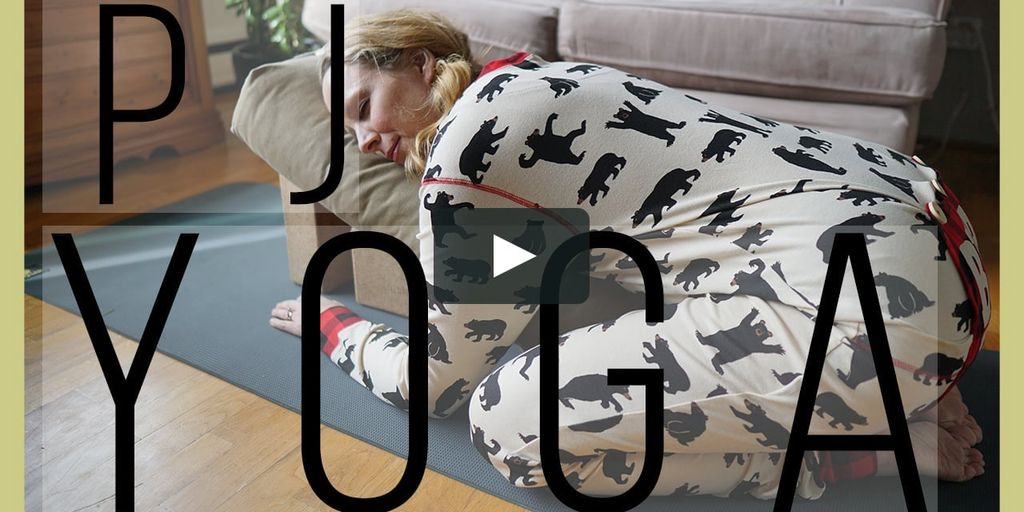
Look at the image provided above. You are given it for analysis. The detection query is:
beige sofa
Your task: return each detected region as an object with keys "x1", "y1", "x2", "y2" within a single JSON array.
[
  {"x1": 306, "y1": 0, "x2": 950, "y2": 152},
  {"x1": 235, "y1": 0, "x2": 949, "y2": 317}
]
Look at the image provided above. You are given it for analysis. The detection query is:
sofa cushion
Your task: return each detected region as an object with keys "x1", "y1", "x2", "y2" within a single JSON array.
[
  {"x1": 302, "y1": 0, "x2": 562, "y2": 63},
  {"x1": 558, "y1": 0, "x2": 947, "y2": 106},
  {"x1": 230, "y1": 53, "x2": 421, "y2": 249}
]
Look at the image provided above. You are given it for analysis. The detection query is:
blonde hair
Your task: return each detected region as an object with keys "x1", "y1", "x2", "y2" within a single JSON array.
[{"x1": 343, "y1": 9, "x2": 484, "y2": 181}]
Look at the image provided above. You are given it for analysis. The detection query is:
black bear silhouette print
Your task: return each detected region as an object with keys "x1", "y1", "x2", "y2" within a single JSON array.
[
  {"x1": 476, "y1": 73, "x2": 517, "y2": 103},
  {"x1": 732, "y1": 222, "x2": 773, "y2": 251},
  {"x1": 558, "y1": 374, "x2": 632, "y2": 412},
  {"x1": 815, "y1": 392, "x2": 869, "y2": 431},
  {"x1": 634, "y1": 227, "x2": 675, "y2": 240},
  {"x1": 724, "y1": 453, "x2": 746, "y2": 468},
  {"x1": 631, "y1": 168, "x2": 701, "y2": 228},
  {"x1": 606, "y1": 100, "x2": 686, "y2": 146},
  {"x1": 427, "y1": 322, "x2": 452, "y2": 364},
  {"x1": 702, "y1": 129, "x2": 746, "y2": 163},
  {"x1": 382, "y1": 387, "x2": 408, "y2": 410},
  {"x1": 888, "y1": 149, "x2": 918, "y2": 167},
  {"x1": 464, "y1": 318, "x2": 507, "y2": 341},
  {"x1": 642, "y1": 334, "x2": 691, "y2": 393},
  {"x1": 770, "y1": 178, "x2": 813, "y2": 198},
  {"x1": 433, "y1": 378, "x2": 471, "y2": 416},
  {"x1": 423, "y1": 165, "x2": 443, "y2": 180},
  {"x1": 478, "y1": 366, "x2": 502, "y2": 411},
  {"x1": 428, "y1": 116, "x2": 456, "y2": 161},
  {"x1": 772, "y1": 369, "x2": 801, "y2": 385},
  {"x1": 698, "y1": 110, "x2": 772, "y2": 137},
  {"x1": 815, "y1": 213, "x2": 894, "y2": 263},
  {"x1": 615, "y1": 252, "x2": 673, "y2": 274},
  {"x1": 698, "y1": 189, "x2": 749, "y2": 235},
  {"x1": 568, "y1": 414, "x2": 624, "y2": 433},
  {"x1": 745, "y1": 113, "x2": 780, "y2": 127},
  {"x1": 427, "y1": 283, "x2": 459, "y2": 315},
  {"x1": 913, "y1": 353, "x2": 964, "y2": 385},
  {"x1": 707, "y1": 385, "x2": 729, "y2": 398},
  {"x1": 518, "y1": 349, "x2": 540, "y2": 380},
  {"x1": 594, "y1": 448, "x2": 635, "y2": 485},
  {"x1": 484, "y1": 345, "x2": 511, "y2": 365},
  {"x1": 424, "y1": 191, "x2": 476, "y2": 248},
  {"x1": 838, "y1": 334, "x2": 877, "y2": 389},
  {"x1": 868, "y1": 168, "x2": 918, "y2": 200},
  {"x1": 622, "y1": 80, "x2": 662, "y2": 104},
  {"x1": 729, "y1": 473, "x2": 762, "y2": 498},
  {"x1": 697, "y1": 308, "x2": 783, "y2": 375},
  {"x1": 472, "y1": 425, "x2": 502, "y2": 459},
  {"x1": 673, "y1": 258, "x2": 720, "y2": 291},
  {"x1": 837, "y1": 189, "x2": 898, "y2": 207},
  {"x1": 910, "y1": 212, "x2": 948, "y2": 261},
  {"x1": 519, "y1": 112, "x2": 587, "y2": 168},
  {"x1": 710, "y1": 259, "x2": 780, "y2": 304},
  {"x1": 798, "y1": 136, "x2": 832, "y2": 154},
  {"x1": 953, "y1": 299, "x2": 973, "y2": 333},
  {"x1": 514, "y1": 60, "x2": 543, "y2": 71},
  {"x1": 874, "y1": 272, "x2": 935, "y2": 319},
  {"x1": 730, "y1": 399, "x2": 790, "y2": 449},
  {"x1": 513, "y1": 285, "x2": 540, "y2": 313},
  {"x1": 511, "y1": 219, "x2": 546, "y2": 254},
  {"x1": 503, "y1": 455, "x2": 539, "y2": 486},
  {"x1": 672, "y1": 483, "x2": 701, "y2": 497},
  {"x1": 460, "y1": 116, "x2": 508, "y2": 184},
  {"x1": 540, "y1": 76, "x2": 580, "y2": 98},
  {"x1": 772, "y1": 146, "x2": 848, "y2": 175},
  {"x1": 664, "y1": 402, "x2": 707, "y2": 446},
  {"x1": 854, "y1": 143, "x2": 887, "y2": 167},
  {"x1": 567, "y1": 63, "x2": 601, "y2": 75},
  {"x1": 795, "y1": 125, "x2": 820, "y2": 134},
  {"x1": 577, "y1": 153, "x2": 627, "y2": 206},
  {"x1": 443, "y1": 256, "x2": 490, "y2": 284}
]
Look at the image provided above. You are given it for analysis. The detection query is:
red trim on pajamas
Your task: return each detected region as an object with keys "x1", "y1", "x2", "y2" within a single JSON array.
[
  {"x1": 932, "y1": 181, "x2": 988, "y2": 402},
  {"x1": 320, "y1": 305, "x2": 364, "y2": 357},
  {"x1": 817, "y1": 451, "x2": 878, "y2": 484},
  {"x1": 478, "y1": 51, "x2": 532, "y2": 79}
]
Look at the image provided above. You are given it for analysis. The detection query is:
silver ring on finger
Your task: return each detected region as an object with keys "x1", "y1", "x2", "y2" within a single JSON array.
[{"x1": 287, "y1": 308, "x2": 293, "y2": 321}]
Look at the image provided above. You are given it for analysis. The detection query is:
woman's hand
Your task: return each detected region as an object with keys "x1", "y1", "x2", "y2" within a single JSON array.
[{"x1": 269, "y1": 295, "x2": 347, "y2": 337}]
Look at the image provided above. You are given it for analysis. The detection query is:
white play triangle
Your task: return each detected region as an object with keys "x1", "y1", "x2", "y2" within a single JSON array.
[{"x1": 493, "y1": 235, "x2": 537, "y2": 277}]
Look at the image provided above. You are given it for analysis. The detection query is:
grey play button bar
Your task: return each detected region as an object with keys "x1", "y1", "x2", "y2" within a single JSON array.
[{"x1": 431, "y1": 207, "x2": 591, "y2": 306}]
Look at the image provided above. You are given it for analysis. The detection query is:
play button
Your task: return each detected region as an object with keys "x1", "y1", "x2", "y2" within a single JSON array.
[
  {"x1": 493, "y1": 235, "x2": 537, "y2": 277},
  {"x1": 430, "y1": 207, "x2": 591, "y2": 305}
]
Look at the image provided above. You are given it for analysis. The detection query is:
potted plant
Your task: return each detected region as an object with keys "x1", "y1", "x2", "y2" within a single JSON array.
[{"x1": 226, "y1": 0, "x2": 315, "y2": 85}]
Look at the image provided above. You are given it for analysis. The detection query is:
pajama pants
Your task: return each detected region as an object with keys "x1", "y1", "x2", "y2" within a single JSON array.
[{"x1": 323, "y1": 52, "x2": 990, "y2": 500}]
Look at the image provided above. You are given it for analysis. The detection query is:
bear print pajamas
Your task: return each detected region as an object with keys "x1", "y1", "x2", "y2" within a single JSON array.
[{"x1": 321, "y1": 52, "x2": 991, "y2": 500}]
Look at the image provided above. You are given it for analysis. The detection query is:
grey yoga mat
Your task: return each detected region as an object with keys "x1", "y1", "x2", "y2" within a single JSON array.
[{"x1": 26, "y1": 183, "x2": 997, "y2": 511}]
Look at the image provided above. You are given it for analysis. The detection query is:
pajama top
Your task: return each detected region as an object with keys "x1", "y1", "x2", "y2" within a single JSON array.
[{"x1": 320, "y1": 51, "x2": 990, "y2": 499}]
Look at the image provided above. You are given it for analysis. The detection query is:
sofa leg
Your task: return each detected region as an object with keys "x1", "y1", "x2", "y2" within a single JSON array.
[{"x1": 278, "y1": 176, "x2": 353, "y2": 292}]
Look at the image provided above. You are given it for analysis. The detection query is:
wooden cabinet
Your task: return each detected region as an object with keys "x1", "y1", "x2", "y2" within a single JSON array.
[{"x1": 27, "y1": 0, "x2": 224, "y2": 186}]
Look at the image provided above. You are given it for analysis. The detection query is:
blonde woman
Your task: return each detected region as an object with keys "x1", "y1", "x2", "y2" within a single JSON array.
[{"x1": 271, "y1": 9, "x2": 988, "y2": 500}]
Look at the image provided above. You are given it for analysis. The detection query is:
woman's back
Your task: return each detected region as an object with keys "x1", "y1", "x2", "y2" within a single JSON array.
[{"x1": 421, "y1": 54, "x2": 977, "y2": 339}]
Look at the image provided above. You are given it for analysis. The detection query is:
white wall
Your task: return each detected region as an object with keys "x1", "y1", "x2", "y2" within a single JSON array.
[{"x1": 200, "y1": 0, "x2": 247, "y2": 88}]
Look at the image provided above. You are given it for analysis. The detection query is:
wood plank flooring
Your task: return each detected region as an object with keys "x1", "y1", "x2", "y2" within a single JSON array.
[{"x1": 24, "y1": 91, "x2": 1002, "y2": 510}]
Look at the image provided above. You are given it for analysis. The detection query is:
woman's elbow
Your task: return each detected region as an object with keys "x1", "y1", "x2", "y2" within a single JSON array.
[{"x1": 322, "y1": 65, "x2": 332, "y2": 113}]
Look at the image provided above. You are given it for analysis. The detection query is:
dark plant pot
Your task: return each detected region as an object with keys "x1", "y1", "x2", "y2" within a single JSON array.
[{"x1": 232, "y1": 43, "x2": 289, "y2": 86}]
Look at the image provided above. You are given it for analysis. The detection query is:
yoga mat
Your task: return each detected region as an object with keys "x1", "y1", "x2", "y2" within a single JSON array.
[{"x1": 26, "y1": 183, "x2": 997, "y2": 511}]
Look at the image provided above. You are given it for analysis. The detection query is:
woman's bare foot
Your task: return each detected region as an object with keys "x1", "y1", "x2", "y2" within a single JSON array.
[{"x1": 878, "y1": 386, "x2": 985, "y2": 481}]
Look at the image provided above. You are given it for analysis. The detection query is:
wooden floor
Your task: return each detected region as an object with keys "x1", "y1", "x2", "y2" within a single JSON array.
[
  {"x1": 24, "y1": 92, "x2": 522, "y2": 511},
  {"x1": 24, "y1": 92, "x2": 1002, "y2": 510}
]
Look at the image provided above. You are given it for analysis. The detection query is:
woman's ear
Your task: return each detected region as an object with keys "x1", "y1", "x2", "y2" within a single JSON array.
[{"x1": 410, "y1": 48, "x2": 437, "y2": 85}]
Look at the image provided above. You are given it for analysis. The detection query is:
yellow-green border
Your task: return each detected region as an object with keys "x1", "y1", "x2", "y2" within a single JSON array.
[
  {"x1": 1001, "y1": 1, "x2": 1016, "y2": 510},
  {"x1": 7, "y1": 1, "x2": 24, "y2": 510}
]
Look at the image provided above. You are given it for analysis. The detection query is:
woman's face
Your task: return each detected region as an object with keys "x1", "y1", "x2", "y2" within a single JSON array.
[{"x1": 342, "y1": 49, "x2": 438, "y2": 165}]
